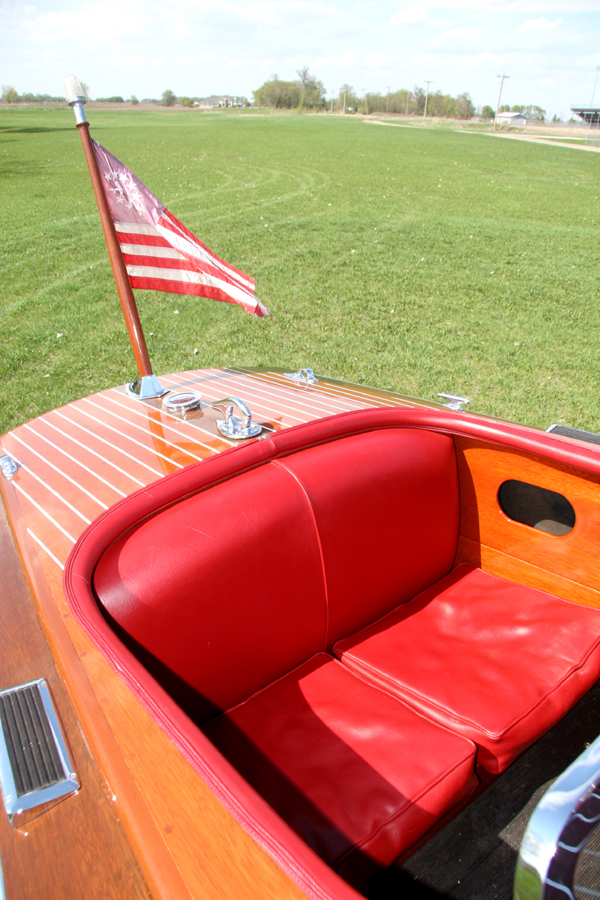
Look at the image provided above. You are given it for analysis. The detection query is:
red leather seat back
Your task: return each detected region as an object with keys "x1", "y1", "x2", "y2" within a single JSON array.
[
  {"x1": 278, "y1": 429, "x2": 459, "y2": 647},
  {"x1": 94, "y1": 463, "x2": 327, "y2": 722}
]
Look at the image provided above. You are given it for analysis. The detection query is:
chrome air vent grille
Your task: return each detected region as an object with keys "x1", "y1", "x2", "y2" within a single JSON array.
[
  {"x1": 0, "y1": 683, "x2": 65, "y2": 796},
  {"x1": 0, "y1": 680, "x2": 79, "y2": 825},
  {"x1": 547, "y1": 424, "x2": 600, "y2": 446}
]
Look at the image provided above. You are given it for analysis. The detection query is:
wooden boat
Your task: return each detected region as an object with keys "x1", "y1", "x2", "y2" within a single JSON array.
[
  {"x1": 2, "y1": 83, "x2": 600, "y2": 900},
  {"x1": 2, "y1": 364, "x2": 600, "y2": 900}
]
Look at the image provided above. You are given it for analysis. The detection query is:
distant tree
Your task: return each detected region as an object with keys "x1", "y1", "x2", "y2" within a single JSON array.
[
  {"x1": 552, "y1": 113, "x2": 561, "y2": 122},
  {"x1": 253, "y1": 75, "x2": 300, "y2": 108},
  {"x1": 511, "y1": 104, "x2": 525, "y2": 113},
  {"x1": 1, "y1": 85, "x2": 18, "y2": 103},
  {"x1": 455, "y1": 92, "x2": 475, "y2": 119},
  {"x1": 97, "y1": 96, "x2": 124, "y2": 102},
  {"x1": 523, "y1": 104, "x2": 545, "y2": 121},
  {"x1": 499, "y1": 104, "x2": 510, "y2": 112},
  {"x1": 162, "y1": 89, "x2": 176, "y2": 107},
  {"x1": 296, "y1": 67, "x2": 326, "y2": 109},
  {"x1": 81, "y1": 82, "x2": 90, "y2": 100},
  {"x1": 179, "y1": 96, "x2": 193, "y2": 107},
  {"x1": 339, "y1": 84, "x2": 359, "y2": 111},
  {"x1": 413, "y1": 85, "x2": 426, "y2": 114},
  {"x1": 481, "y1": 104, "x2": 495, "y2": 119},
  {"x1": 131, "y1": 95, "x2": 139, "y2": 105}
]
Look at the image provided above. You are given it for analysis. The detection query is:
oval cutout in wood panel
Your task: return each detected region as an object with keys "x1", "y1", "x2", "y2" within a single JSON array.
[{"x1": 498, "y1": 480, "x2": 575, "y2": 536}]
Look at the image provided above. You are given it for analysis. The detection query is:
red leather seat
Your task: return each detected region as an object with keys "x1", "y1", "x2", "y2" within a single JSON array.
[
  {"x1": 335, "y1": 564, "x2": 600, "y2": 773},
  {"x1": 203, "y1": 653, "x2": 477, "y2": 888}
]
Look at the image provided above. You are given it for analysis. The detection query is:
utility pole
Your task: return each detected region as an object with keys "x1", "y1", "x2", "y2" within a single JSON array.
[
  {"x1": 386, "y1": 86, "x2": 391, "y2": 114},
  {"x1": 343, "y1": 89, "x2": 346, "y2": 114},
  {"x1": 406, "y1": 91, "x2": 410, "y2": 115},
  {"x1": 361, "y1": 88, "x2": 366, "y2": 115},
  {"x1": 590, "y1": 66, "x2": 600, "y2": 106},
  {"x1": 494, "y1": 74, "x2": 509, "y2": 130},
  {"x1": 424, "y1": 81, "x2": 432, "y2": 118},
  {"x1": 330, "y1": 91, "x2": 334, "y2": 113}
]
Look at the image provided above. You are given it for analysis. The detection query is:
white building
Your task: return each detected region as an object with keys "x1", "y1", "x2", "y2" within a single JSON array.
[{"x1": 496, "y1": 111, "x2": 528, "y2": 125}]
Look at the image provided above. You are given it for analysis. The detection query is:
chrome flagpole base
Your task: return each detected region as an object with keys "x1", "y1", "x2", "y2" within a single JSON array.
[{"x1": 126, "y1": 375, "x2": 168, "y2": 400}]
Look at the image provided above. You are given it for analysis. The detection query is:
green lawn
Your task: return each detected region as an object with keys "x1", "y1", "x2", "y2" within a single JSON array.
[{"x1": 1, "y1": 106, "x2": 599, "y2": 434}]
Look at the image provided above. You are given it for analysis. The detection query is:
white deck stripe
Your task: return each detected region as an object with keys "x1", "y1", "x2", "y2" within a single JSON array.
[
  {"x1": 43, "y1": 418, "x2": 146, "y2": 488},
  {"x1": 4, "y1": 448, "x2": 92, "y2": 525},
  {"x1": 10, "y1": 432, "x2": 108, "y2": 509},
  {"x1": 222, "y1": 371, "x2": 373, "y2": 416},
  {"x1": 84, "y1": 397, "x2": 205, "y2": 462},
  {"x1": 160, "y1": 371, "x2": 304, "y2": 423},
  {"x1": 56, "y1": 410, "x2": 164, "y2": 479},
  {"x1": 260, "y1": 370, "x2": 419, "y2": 408},
  {"x1": 78, "y1": 400, "x2": 185, "y2": 469},
  {"x1": 27, "y1": 528, "x2": 65, "y2": 570},
  {"x1": 102, "y1": 390, "x2": 223, "y2": 461},
  {"x1": 25, "y1": 423, "x2": 127, "y2": 498},
  {"x1": 125, "y1": 375, "x2": 237, "y2": 453},
  {"x1": 259, "y1": 371, "x2": 389, "y2": 408},
  {"x1": 200, "y1": 368, "x2": 358, "y2": 417},
  {"x1": 14, "y1": 483, "x2": 76, "y2": 543},
  {"x1": 159, "y1": 372, "x2": 306, "y2": 425},
  {"x1": 192, "y1": 371, "x2": 317, "y2": 422}
]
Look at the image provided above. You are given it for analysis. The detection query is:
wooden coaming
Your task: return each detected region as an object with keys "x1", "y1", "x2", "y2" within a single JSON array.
[
  {"x1": 0, "y1": 367, "x2": 420, "y2": 900},
  {"x1": 454, "y1": 435, "x2": 600, "y2": 607}
]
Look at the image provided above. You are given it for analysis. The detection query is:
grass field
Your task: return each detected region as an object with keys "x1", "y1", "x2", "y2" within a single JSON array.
[{"x1": 1, "y1": 106, "x2": 599, "y2": 434}]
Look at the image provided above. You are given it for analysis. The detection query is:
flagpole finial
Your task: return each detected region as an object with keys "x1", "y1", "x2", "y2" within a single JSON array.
[{"x1": 64, "y1": 75, "x2": 87, "y2": 125}]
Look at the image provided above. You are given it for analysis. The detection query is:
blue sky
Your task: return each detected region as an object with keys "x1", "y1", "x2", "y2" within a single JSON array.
[{"x1": 1, "y1": 0, "x2": 599, "y2": 118}]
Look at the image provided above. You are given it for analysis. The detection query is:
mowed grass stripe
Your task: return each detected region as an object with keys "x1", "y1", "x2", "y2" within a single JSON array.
[{"x1": 1, "y1": 106, "x2": 598, "y2": 434}]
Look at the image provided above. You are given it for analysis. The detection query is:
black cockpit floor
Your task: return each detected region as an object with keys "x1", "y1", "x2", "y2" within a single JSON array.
[{"x1": 367, "y1": 682, "x2": 600, "y2": 900}]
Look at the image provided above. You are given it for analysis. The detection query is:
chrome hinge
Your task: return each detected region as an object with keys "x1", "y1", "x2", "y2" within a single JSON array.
[
  {"x1": 437, "y1": 393, "x2": 471, "y2": 411},
  {"x1": 284, "y1": 368, "x2": 319, "y2": 385},
  {"x1": 0, "y1": 456, "x2": 18, "y2": 479}
]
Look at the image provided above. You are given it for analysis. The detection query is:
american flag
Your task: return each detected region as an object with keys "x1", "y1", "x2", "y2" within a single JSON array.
[{"x1": 92, "y1": 141, "x2": 271, "y2": 318}]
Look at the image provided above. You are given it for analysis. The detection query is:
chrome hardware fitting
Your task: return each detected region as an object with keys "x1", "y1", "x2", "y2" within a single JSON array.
[
  {"x1": 163, "y1": 391, "x2": 202, "y2": 415},
  {"x1": 0, "y1": 456, "x2": 18, "y2": 480},
  {"x1": 0, "y1": 679, "x2": 79, "y2": 827},
  {"x1": 126, "y1": 374, "x2": 168, "y2": 400},
  {"x1": 284, "y1": 368, "x2": 319, "y2": 385},
  {"x1": 212, "y1": 397, "x2": 262, "y2": 440},
  {"x1": 437, "y1": 393, "x2": 471, "y2": 411},
  {"x1": 515, "y1": 732, "x2": 600, "y2": 900},
  {"x1": 64, "y1": 74, "x2": 88, "y2": 125}
]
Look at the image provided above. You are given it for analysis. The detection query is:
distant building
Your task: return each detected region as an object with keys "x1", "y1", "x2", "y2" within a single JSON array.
[
  {"x1": 496, "y1": 111, "x2": 528, "y2": 125},
  {"x1": 571, "y1": 108, "x2": 600, "y2": 126}
]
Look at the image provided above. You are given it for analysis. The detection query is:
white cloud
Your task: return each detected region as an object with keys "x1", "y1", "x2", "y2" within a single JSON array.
[
  {"x1": 390, "y1": 7, "x2": 447, "y2": 26},
  {"x1": 516, "y1": 17, "x2": 563, "y2": 33},
  {"x1": 428, "y1": 26, "x2": 490, "y2": 51}
]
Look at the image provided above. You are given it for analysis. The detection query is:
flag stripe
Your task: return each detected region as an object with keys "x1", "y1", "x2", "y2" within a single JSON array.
[{"x1": 93, "y1": 140, "x2": 269, "y2": 317}]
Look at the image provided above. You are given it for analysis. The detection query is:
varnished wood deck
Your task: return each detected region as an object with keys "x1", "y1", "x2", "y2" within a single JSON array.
[
  {"x1": 0, "y1": 366, "x2": 421, "y2": 900},
  {"x1": 1, "y1": 367, "x2": 421, "y2": 573}
]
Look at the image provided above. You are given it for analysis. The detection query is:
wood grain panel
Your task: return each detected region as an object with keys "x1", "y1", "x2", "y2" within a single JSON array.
[
  {"x1": 0, "y1": 495, "x2": 151, "y2": 900},
  {"x1": 455, "y1": 436, "x2": 600, "y2": 602}
]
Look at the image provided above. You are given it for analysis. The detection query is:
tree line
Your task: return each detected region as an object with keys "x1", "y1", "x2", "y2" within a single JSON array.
[{"x1": 1, "y1": 77, "x2": 551, "y2": 122}]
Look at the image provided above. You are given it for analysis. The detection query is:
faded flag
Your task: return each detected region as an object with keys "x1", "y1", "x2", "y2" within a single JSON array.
[{"x1": 92, "y1": 141, "x2": 271, "y2": 317}]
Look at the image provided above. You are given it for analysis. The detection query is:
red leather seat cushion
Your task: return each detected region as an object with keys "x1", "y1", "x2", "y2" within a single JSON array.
[
  {"x1": 93, "y1": 463, "x2": 327, "y2": 723},
  {"x1": 203, "y1": 653, "x2": 477, "y2": 888},
  {"x1": 335, "y1": 564, "x2": 600, "y2": 773},
  {"x1": 277, "y1": 428, "x2": 459, "y2": 647}
]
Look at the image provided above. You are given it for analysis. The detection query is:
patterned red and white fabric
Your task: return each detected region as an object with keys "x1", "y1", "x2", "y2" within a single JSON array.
[{"x1": 92, "y1": 141, "x2": 270, "y2": 317}]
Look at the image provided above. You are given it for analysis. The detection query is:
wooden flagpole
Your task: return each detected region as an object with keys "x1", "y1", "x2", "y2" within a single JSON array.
[{"x1": 64, "y1": 76, "x2": 166, "y2": 398}]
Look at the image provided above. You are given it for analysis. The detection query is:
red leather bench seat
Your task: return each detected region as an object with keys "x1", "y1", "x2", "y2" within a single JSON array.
[
  {"x1": 334, "y1": 564, "x2": 600, "y2": 774},
  {"x1": 203, "y1": 653, "x2": 477, "y2": 886}
]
